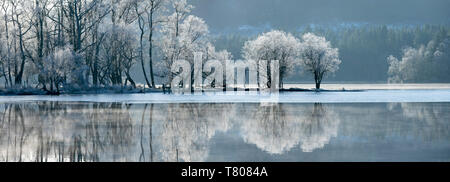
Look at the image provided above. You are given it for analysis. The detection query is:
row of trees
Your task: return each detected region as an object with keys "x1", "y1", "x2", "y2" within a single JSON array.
[
  {"x1": 0, "y1": 0, "x2": 145, "y2": 91},
  {"x1": 215, "y1": 24, "x2": 450, "y2": 82},
  {"x1": 169, "y1": 30, "x2": 341, "y2": 91},
  {"x1": 0, "y1": 0, "x2": 232, "y2": 93},
  {"x1": 242, "y1": 31, "x2": 340, "y2": 89},
  {"x1": 6, "y1": 1, "x2": 446, "y2": 92},
  {"x1": 387, "y1": 36, "x2": 449, "y2": 83},
  {"x1": 0, "y1": 0, "x2": 342, "y2": 92}
]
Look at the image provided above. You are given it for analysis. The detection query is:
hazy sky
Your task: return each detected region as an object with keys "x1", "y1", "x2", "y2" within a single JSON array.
[{"x1": 190, "y1": 0, "x2": 450, "y2": 31}]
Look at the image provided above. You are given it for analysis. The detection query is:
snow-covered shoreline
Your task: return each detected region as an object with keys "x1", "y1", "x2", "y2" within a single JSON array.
[
  {"x1": 1, "y1": 89, "x2": 449, "y2": 104},
  {"x1": 283, "y1": 83, "x2": 450, "y2": 90},
  {"x1": 1, "y1": 83, "x2": 450, "y2": 96},
  {"x1": 0, "y1": 86, "x2": 163, "y2": 96}
]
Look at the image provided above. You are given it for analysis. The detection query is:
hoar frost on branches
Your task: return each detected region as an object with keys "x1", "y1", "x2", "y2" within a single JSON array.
[
  {"x1": 98, "y1": 21, "x2": 139, "y2": 87},
  {"x1": 298, "y1": 33, "x2": 341, "y2": 90},
  {"x1": 158, "y1": 1, "x2": 231, "y2": 88},
  {"x1": 41, "y1": 46, "x2": 86, "y2": 93},
  {"x1": 242, "y1": 30, "x2": 301, "y2": 88},
  {"x1": 387, "y1": 38, "x2": 450, "y2": 83}
]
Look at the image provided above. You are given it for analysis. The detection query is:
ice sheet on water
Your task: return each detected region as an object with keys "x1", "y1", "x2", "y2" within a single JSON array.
[{"x1": 1, "y1": 89, "x2": 450, "y2": 103}]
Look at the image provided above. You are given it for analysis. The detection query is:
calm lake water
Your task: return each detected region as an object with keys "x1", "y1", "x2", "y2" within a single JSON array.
[{"x1": 0, "y1": 92, "x2": 449, "y2": 162}]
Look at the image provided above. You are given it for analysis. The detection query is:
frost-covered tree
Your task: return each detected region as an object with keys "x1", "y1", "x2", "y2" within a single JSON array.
[
  {"x1": 5, "y1": 0, "x2": 34, "y2": 86},
  {"x1": 387, "y1": 38, "x2": 450, "y2": 83},
  {"x1": 98, "y1": 22, "x2": 138, "y2": 86},
  {"x1": 0, "y1": 0, "x2": 237, "y2": 92},
  {"x1": 242, "y1": 30, "x2": 300, "y2": 88},
  {"x1": 158, "y1": 0, "x2": 231, "y2": 88},
  {"x1": 159, "y1": 15, "x2": 207, "y2": 82},
  {"x1": 298, "y1": 33, "x2": 341, "y2": 90},
  {"x1": 117, "y1": 25, "x2": 139, "y2": 88},
  {"x1": 0, "y1": 0, "x2": 114, "y2": 90},
  {"x1": 0, "y1": 1, "x2": 9, "y2": 87},
  {"x1": 41, "y1": 46, "x2": 85, "y2": 93},
  {"x1": 133, "y1": 0, "x2": 165, "y2": 88},
  {"x1": 0, "y1": 33, "x2": 6, "y2": 87},
  {"x1": 202, "y1": 43, "x2": 233, "y2": 88}
]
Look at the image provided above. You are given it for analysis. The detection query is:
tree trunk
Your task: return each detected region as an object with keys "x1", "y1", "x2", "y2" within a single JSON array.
[
  {"x1": 3, "y1": 11, "x2": 12, "y2": 87},
  {"x1": 93, "y1": 56, "x2": 98, "y2": 87},
  {"x1": 314, "y1": 72, "x2": 321, "y2": 90},
  {"x1": 148, "y1": 11, "x2": 155, "y2": 88},
  {"x1": 1, "y1": 63, "x2": 8, "y2": 87},
  {"x1": 126, "y1": 72, "x2": 136, "y2": 88},
  {"x1": 138, "y1": 16, "x2": 151, "y2": 88},
  {"x1": 15, "y1": 21, "x2": 26, "y2": 86}
]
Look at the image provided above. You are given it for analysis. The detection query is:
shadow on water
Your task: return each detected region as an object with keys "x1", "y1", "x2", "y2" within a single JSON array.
[{"x1": 0, "y1": 102, "x2": 449, "y2": 162}]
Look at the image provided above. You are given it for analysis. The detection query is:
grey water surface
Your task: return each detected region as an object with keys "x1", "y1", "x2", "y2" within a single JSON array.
[{"x1": 0, "y1": 92, "x2": 449, "y2": 162}]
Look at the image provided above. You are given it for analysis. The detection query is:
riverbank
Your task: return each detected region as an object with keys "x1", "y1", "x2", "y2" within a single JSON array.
[
  {"x1": 1, "y1": 83, "x2": 449, "y2": 96},
  {"x1": 1, "y1": 89, "x2": 449, "y2": 103},
  {"x1": 283, "y1": 83, "x2": 450, "y2": 90},
  {"x1": 0, "y1": 86, "x2": 162, "y2": 96}
]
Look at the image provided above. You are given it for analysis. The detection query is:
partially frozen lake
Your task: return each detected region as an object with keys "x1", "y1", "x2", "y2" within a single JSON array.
[{"x1": 1, "y1": 85, "x2": 449, "y2": 162}]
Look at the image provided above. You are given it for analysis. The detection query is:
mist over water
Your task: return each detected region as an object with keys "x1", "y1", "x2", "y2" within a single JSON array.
[{"x1": 1, "y1": 102, "x2": 449, "y2": 162}]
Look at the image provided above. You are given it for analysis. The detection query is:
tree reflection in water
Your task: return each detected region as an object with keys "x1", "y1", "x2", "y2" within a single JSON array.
[
  {"x1": 0, "y1": 102, "x2": 134, "y2": 162},
  {"x1": 157, "y1": 103, "x2": 234, "y2": 162},
  {"x1": 299, "y1": 103, "x2": 340, "y2": 152},
  {"x1": 240, "y1": 103, "x2": 339, "y2": 154},
  {"x1": 0, "y1": 102, "x2": 448, "y2": 162},
  {"x1": 386, "y1": 102, "x2": 450, "y2": 141}
]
